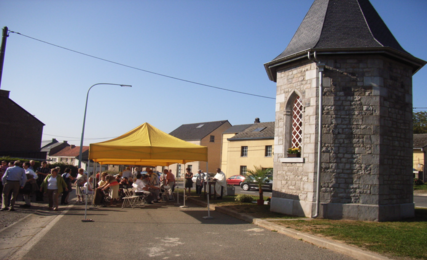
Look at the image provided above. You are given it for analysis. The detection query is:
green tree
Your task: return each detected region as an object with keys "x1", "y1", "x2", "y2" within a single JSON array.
[
  {"x1": 413, "y1": 111, "x2": 427, "y2": 133},
  {"x1": 246, "y1": 166, "x2": 272, "y2": 205}
]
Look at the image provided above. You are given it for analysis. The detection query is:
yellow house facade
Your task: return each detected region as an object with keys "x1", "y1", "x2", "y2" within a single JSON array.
[
  {"x1": 221, "y1": 120, "x2": 274, "y2": 178},
  {"x1": 413, "y1": 134, "x2": 427, "y2": 181},
  {"x1": 167, "y1": 120, "x2": 231, "y2": 177}
]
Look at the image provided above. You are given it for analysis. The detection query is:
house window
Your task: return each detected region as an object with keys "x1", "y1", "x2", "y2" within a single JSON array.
[
  {"x1": 177, "y1": 164, "x2": 181, "y2": 178},
  {"x1": 241, "y1": 146, "x2": 248, "y2": 157},
  {"x1": 70, "y1": 158, "x2": 74, "y2": 164},
  {"x1": 265, "y1": 145, "x2": 272, "y2": 157},
  {"x1": 210, "y1": 135, "x2": 215, "y2": 142},
  {"x1": 292, "y1": 95, "x2": 303, "y2": 149},
  {"x1": 240, "y1": 166, "x2": 247, "y2": 176},
  {"x1": 187, "y1": 165, "x2": 192, "y2": 171}
]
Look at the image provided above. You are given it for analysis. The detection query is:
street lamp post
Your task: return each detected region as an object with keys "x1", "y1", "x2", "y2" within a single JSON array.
[{"x1": 78, "y1": 83, "x2": 132, "y2": 169}]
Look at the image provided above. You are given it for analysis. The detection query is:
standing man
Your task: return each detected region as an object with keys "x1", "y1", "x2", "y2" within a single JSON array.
[
  {"x1": 213, "y1": 168, "x2": 227, "y2": 199},
  {"x1": 168, "y1": 170, "x2": 175, "y2": 192},
  {"x1": 122, "y1": 167, "x2": 132, "y2": 179},
  {"x1": 21, "y1": 162, "x2": 38, "y2": 208},
  {"x1": 164, "y1": 169, "x2": 175, "y2": 200},
  {"x1": 195, "y1": 170, "x2": 205, "y2": 195},
  {"x1": 1, "y1": 161, "x2": 26, "y2": 211},
  {"x1": 29, "y1": 160, "x2": 36, "y2": 171},
  {"x1": 36, "y1": 161, "x2": 50, "y2": 201}
]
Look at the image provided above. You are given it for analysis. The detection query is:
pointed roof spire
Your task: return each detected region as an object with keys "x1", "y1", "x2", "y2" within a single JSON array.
[{"x1": 264, "y1": 0, "x2": 426, "y2": 81}]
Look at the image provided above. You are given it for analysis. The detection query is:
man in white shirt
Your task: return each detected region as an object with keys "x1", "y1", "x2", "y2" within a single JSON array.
[
  {"x1": 133, "y1": 174, "x2": 153, "y2": 204},
  {"x1": 213, "y1": 168, "x2": 227, "y2": 199}
]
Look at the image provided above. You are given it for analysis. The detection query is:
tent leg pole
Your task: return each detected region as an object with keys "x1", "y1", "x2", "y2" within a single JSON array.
[
  {"x1": 175, "y1": 166, "x2": 180, "y2": 206},
  {"x1": 203, "y1": 161, "x2": 212, "y2": 219},
  {"x1": 82, "y1": 160, "x2": 94, "y2": 222}
]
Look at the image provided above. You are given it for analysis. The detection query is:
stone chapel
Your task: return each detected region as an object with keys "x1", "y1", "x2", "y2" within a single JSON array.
[{"x1": 265, "y1": 0, "x2": 426, "y2": 221}]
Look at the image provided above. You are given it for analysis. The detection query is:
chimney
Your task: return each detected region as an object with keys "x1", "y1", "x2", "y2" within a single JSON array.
[
  {"x1": 0, "y1": 89, "x2": 9, "y2": 98},
  {"x1": 70, "y1": 145, "x2": 76, "y2": 149},
  {"x1": 254, "y1": 118, "x2": 260, "y2": 123}
]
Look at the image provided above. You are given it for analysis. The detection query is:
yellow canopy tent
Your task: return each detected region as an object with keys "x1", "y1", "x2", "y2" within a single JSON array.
[{"x1": 89, "y1": 123, "x2": 208, "y2": 166}]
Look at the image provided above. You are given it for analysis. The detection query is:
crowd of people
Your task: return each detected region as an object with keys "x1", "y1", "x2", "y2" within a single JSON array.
[
  {"x1": 0, "y1": 161, "x2": 227, "y2": 211},
  {"x1": 92, "y1": 168, "x2": 176, "y2": 206}
]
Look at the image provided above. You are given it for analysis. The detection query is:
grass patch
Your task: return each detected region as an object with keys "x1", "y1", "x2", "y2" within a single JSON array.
[
  {"x1": 414, "y1": 183, "x2": 427, "y2": 191},
  {"x1": 276, "y1": 208, "x2": 427, "y2": 259}
]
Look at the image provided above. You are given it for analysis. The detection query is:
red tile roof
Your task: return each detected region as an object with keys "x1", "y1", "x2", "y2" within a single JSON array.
[{"x1": 50, "y1": 146, "x2": 89, "y2": 157}]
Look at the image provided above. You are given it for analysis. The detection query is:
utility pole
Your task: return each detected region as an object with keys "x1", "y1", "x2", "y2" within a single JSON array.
[{"x1": 0, "y1": 26, "x2": 9, "y2": 89}]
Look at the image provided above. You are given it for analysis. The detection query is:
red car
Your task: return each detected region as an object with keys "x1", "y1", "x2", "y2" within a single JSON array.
[{"x1": 226, "y1": 175, "x2": 246, "y2": 186}]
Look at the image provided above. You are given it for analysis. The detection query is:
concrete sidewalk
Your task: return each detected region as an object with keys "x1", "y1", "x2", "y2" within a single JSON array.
[
  {"x1": 1, "y1": 200, "x2": 354, "y2": 260},
  {"x1": 188, "y1": 198, "x2": 391, "y2": 260}
]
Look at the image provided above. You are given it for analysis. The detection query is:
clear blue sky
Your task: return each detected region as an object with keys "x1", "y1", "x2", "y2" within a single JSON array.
[{"x1": 0, "y1": 0, "x2": 426, "y2": 146}]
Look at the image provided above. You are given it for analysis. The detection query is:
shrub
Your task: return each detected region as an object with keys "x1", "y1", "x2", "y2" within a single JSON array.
[
  {"x1": 414, "y1": 178, "x2": 424, "y2": 185},
  {"x1": 235, "y1": 194, "x2": 254, "y2": 203},
  {"x1": 0, "y1": 157, "x2": 41, "y2": 169}
]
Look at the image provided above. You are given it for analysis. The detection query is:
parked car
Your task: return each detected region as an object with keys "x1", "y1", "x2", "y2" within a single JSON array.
[
  {"x1": 240, "y1": 175, "x2": 273, "y2": 191},
  {"x1": 226, "y1": 175, "x2": 246, "y2": 186}
]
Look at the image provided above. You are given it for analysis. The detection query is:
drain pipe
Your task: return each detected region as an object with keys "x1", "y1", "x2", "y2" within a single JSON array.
[{"x1": 313, "y1": 62, "x2": 325, "y2": 218}]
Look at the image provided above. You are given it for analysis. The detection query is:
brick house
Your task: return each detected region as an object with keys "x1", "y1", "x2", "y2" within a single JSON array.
[{"x1": 0, "y1": 89, "x2": 46, "y2": 159}]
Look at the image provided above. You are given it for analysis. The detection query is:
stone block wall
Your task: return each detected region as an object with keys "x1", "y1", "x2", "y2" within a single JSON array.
[
  {"x1": 319, "y1": 55, "x2": 414, "y2": 220},
  {"x1": 271, "y1": 59, "x2": 318, "y2": 217},
  {"x1": 271, "y1": 54, "x2": 414, "y2": 221}
]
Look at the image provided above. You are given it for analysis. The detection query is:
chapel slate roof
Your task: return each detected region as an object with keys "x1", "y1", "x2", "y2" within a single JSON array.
[
  {"x1": 413, "y1": 134, "x2": 427, "y2": 149},
  {"x1": 169, "y1": 120, "x2": 230, "y2": 141},
  {"x1": 228, "y1": 122, "x2": 275, "y2": 141},
  {"x1": 265, "y1": 0, "x2": 426, "y2": 81}
]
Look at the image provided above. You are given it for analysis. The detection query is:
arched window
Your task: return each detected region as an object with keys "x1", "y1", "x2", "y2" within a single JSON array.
[{"x1": 291, "y1": 95, "x2": 303, "y2": 149}]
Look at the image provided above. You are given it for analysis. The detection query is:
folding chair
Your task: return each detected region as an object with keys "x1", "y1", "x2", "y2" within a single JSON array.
[
  {"x1": 133, "y1": 189, "x2": 149, "y2": 207},
  {"x1": 79, "y1": 186, "x2": 94, "y2": 204},
  {"x1": 122, "y1": 188, "x2": 138, "y2": 208}
]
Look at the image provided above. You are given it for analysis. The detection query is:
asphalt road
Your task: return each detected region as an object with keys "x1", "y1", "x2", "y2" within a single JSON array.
[
  {"x1": 414, "y1": 196, "x2": 427, "y2": 207},
  {"x1": 21, "y1": 202, "x2": 354, "y2": 260}
]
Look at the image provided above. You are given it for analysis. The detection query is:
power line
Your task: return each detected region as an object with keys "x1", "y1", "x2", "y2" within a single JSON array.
[{"x1": 9, "y1": 30, "x2": 275, "y2": 100}]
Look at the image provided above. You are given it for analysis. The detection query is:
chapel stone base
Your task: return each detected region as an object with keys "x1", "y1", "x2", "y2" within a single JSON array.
[
  {"x1": 271, "y1": 197, "x2": 414, "y2": 221},
  {"x1": 270, "y1": 197, "x2": 314, "y2": 217},
  {"x1": 320, "y1": 203, "x2": 415, "y2": 222}
]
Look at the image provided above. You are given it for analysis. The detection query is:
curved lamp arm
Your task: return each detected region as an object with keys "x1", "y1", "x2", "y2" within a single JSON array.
[{"x1": 78, "y1": 83, "x2": 132, "y2": 168}]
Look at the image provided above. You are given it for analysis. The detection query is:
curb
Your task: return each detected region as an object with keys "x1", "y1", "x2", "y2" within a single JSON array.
[{"x1": 187, "y1": 197, "x2": 391, "y2": 260}]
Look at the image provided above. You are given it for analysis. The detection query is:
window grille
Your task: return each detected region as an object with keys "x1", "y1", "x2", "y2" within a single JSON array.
[{"x1": 292, "y1": 96, "x2": 303, "y2": 148}]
